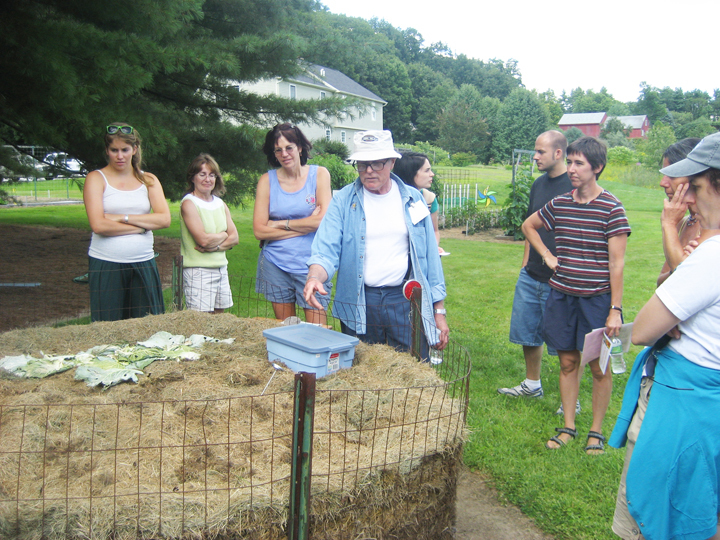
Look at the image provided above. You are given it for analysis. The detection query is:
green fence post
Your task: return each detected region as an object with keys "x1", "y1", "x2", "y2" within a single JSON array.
[
  {"x1": 172, "y1": 255, "x2": 183, "y2": 311},
  {"x1": 288, "y1": 372, "x2": 316, "y2": 540}
]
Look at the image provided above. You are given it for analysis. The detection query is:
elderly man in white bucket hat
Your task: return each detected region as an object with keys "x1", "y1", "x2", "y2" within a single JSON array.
[{"x1": 303, "y1": 130, "x2": 449, "y2": 357}]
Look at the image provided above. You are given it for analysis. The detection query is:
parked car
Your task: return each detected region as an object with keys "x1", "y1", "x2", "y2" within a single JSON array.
[
  {"x1": 0, "y1": 146, "x2": 47, "y2": 181},
  {"x1": 42, "y1": 152, "x2": 85, "y2": 177}
]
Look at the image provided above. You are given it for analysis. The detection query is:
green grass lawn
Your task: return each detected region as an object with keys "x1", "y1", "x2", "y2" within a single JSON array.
[{"x1": 0, "y1": 172, "x2": 667, "y2": 540}]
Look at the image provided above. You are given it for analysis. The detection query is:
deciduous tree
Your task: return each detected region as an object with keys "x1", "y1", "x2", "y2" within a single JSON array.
[
  {"x1": 492, "y1": 89, "x2": 550, "y2": 161},
  {"x1": 437, "y1": 85, "x2": 497, "y2": 159},
  {"x1": 407, "y1": 64, "x2": 457, "y2": 143},
  {"x1": 635, "y1": 123, "x2": 676, "y2": 168},
  {"x1": 633, "y1": 83, "x2": 669, "y2": 125}
]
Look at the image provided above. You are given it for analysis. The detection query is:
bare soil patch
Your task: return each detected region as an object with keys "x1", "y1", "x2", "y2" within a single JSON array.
[
  {"x1": 440, "y1": 226, "x2": 518, "y2": 244},
  {"x1": 0, "y1": 224, "x2": 179, "y2": 332}
]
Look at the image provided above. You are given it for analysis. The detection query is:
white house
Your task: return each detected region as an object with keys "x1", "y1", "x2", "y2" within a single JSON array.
[{"x1": 237, "y1": 63, "x2": 387, "y2": 154}]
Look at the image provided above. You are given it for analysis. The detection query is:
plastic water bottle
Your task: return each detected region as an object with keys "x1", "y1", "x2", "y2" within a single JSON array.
[
  {"x1": 609, "y1": 337, "x2": 626, "y2": 374},
  {"x1": 430, "y1": 348, "x2": 443, "y2": 365}
]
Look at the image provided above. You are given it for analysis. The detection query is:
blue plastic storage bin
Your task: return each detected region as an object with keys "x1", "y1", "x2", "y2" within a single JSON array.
[{"x1": 262, "y1": 324, "x2": 359, "y2": 378}]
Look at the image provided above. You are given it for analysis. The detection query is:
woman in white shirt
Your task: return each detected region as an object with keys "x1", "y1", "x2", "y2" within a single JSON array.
[
  {"x1": 83, "y1": 123, "x2": 170, "y2": 321},
  {"x1": 611, "y1": 132, "x2": 720, "y2": 540}
]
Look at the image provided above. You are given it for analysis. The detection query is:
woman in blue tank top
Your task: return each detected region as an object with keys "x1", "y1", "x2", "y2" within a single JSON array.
[{"x1": 253, "y1": 124, "x2": 332, "y2": 323}]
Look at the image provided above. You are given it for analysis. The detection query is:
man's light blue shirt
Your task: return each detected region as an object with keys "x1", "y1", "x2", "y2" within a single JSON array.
[{"x1": 308, "y1": 174, "x2": 446, "y2": 342}]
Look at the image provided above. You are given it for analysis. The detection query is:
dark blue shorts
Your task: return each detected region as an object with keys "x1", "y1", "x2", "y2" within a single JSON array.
[{"x1": 543, "y1": 289, "x2": 611, "y2": 352}]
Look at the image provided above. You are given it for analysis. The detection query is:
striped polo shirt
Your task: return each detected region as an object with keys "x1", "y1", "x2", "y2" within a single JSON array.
[{"x1": 538, "y1": 189, "x2": 631, "y2": 297}]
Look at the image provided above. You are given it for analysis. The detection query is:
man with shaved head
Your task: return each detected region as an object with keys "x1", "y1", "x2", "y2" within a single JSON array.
[{"x1": 498, "y1": 131, "x2": 573, "y2": 407}]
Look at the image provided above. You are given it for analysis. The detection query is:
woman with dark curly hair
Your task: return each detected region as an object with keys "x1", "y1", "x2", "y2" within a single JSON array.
[{"x1": 253, "y1": 123, "x2": 332, "y2": 323}]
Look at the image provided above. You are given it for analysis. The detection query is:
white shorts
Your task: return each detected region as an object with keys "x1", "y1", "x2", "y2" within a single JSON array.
[{"x1": 183, "y1": 266, "x2": 233, "y2": 312}]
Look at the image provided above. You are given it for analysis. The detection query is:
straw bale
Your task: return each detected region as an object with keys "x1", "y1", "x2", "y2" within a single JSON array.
[{"x1": 0, "y1": 311, "x2": 466, "y2": 539}]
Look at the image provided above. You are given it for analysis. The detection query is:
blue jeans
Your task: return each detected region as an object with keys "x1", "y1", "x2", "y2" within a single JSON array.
[
  {"x1": 340, "y1": 285, "x2": 429, "y2": 360},
  {"x1": 509, "y1": 267, "x2": 556, "y2": 355}
]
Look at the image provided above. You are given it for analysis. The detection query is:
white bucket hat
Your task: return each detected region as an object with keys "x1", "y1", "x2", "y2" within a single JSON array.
[{"x1": 349, "y1": 130, "x2": 402, "y2": 161}]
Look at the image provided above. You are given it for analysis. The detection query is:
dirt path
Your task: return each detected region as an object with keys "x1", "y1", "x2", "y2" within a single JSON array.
[{"x1": 455, "y1": 469, "x2": 553, "y2": 539}]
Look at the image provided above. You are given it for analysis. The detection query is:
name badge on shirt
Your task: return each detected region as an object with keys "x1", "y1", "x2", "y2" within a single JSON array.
[{"x1": 408, "y1": 201, "x2": 430, "y2": 224}]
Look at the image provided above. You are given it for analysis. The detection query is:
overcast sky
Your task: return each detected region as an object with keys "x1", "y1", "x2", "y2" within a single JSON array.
[{"x1": 320, "y1": 0, "x2": 717, "y2": 103}]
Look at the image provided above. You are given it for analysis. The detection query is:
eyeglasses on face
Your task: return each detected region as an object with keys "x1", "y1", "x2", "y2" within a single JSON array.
[
  {"x1": 107, "y1": 125, "x2": 134, "y2": 135},
  {"x1": 354, "y1": 159, "x2": 390, "y2": 172},
  {"x1": 196, "y1": 172, "x2": 217, "y2": 180},
  {"x1": 274, "y1": 144, "x2": 297, "y2": 156}
]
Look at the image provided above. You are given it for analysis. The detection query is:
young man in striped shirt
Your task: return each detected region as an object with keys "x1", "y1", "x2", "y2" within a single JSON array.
[{"x1": 522, "y1": 136, "x2": 631, "y2": 455}]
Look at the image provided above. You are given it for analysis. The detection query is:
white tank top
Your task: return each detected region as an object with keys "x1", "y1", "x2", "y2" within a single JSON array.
[{"x1": 88, "y1": 170, "x2": 154, "y2": 263}]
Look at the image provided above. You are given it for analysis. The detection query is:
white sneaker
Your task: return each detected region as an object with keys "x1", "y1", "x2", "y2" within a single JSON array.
[
  {"x1": 555, "y1": 400, "x2": 582, "y2": 415},
  {"x1": 497, "y1": 381, "x2": 544, "y2": 398}
]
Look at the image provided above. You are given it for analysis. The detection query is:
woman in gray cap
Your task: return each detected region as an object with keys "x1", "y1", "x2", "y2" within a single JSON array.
[
  {"x1": 610, "y1": 130, "x2": 720, "y2": 540},
  {"x1": 303, "y1": 130, "x2": 449, "y2": 356}
]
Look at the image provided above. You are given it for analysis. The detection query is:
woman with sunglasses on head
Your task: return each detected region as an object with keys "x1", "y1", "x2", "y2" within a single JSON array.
[
  {"x1": 253, "y1": 123, "x2": 332, "y2": 323},
  {"x1": 180, "y1": 154, "x2": 238, "y2": 313},
  {"x1": 83, "y1": 123, "x2": 171, "y2": 321}
]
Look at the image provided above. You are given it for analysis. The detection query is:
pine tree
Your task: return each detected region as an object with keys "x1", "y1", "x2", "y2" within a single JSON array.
[{"x1": 0, "y1": 0, "x2": 346, "y2": 201}]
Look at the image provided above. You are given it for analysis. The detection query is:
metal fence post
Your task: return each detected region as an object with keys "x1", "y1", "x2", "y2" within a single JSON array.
[{"x1": 288, "y1": 372, "x2": 316, "y2": 540}]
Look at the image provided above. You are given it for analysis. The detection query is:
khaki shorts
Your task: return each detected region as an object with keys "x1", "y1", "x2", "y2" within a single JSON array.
[
  {"x1": 183, "y1": 266, "x2": 233, "y2": 312},
  {"x1": 612, "y1": 378, "x2": 653, "y2": 540}
]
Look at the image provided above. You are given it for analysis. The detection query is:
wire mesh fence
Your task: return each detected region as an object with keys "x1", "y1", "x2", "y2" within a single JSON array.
[
  {"x1": 0, "y1": 267, "x2": 471, "y2": 539},
  {"x1": 1, "y1": 178, "x2": 84, "y2": 204}
]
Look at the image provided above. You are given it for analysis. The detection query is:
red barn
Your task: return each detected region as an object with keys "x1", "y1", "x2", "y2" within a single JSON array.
[
  {"x1": 558, "y1": 112, "x2": 607, "y2": 137},
  {"x1": 616, "y1": 115, "x2": 650, "y2": 138}
]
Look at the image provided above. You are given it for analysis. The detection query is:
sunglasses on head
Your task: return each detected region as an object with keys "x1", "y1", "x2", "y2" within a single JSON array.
[{"x1": 106, "y1": 125, "x2": 134, "y2": 135}]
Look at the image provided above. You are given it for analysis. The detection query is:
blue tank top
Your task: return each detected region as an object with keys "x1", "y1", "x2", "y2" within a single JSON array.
[{"x1": 263, "y1": 165, "x2": 319, "y2": 274}]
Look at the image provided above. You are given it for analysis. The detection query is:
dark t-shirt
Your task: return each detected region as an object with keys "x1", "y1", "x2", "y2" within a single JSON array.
[{"x1": 525, "y1": 171, "x2": 572, "y2": 282}]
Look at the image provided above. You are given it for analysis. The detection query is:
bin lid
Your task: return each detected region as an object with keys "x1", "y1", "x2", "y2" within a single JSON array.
[{"x1": 263, "y1": 324, "x2": 359, "y2": 353}]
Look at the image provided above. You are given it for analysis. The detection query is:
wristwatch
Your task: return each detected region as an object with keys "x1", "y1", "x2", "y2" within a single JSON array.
[
  {"x1": 123, "y1": 214, "x2": 129, "y2": 223},
  {"x1": 434, "y1": 308, "x2": 447, "y2": 315},
  {"x1": 284, "y1": 219, "x2": 290, "y2": 230}
]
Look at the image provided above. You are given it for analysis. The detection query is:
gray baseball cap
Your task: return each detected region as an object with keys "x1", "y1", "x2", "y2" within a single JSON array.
[{"x1": 660, "y1": 131, "x2": 720, "y2": 177}]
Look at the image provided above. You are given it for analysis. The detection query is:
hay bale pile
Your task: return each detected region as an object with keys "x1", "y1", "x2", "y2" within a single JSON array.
[{"x1": 0, "y1": 311, "x2": 466, "y2": 540}]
